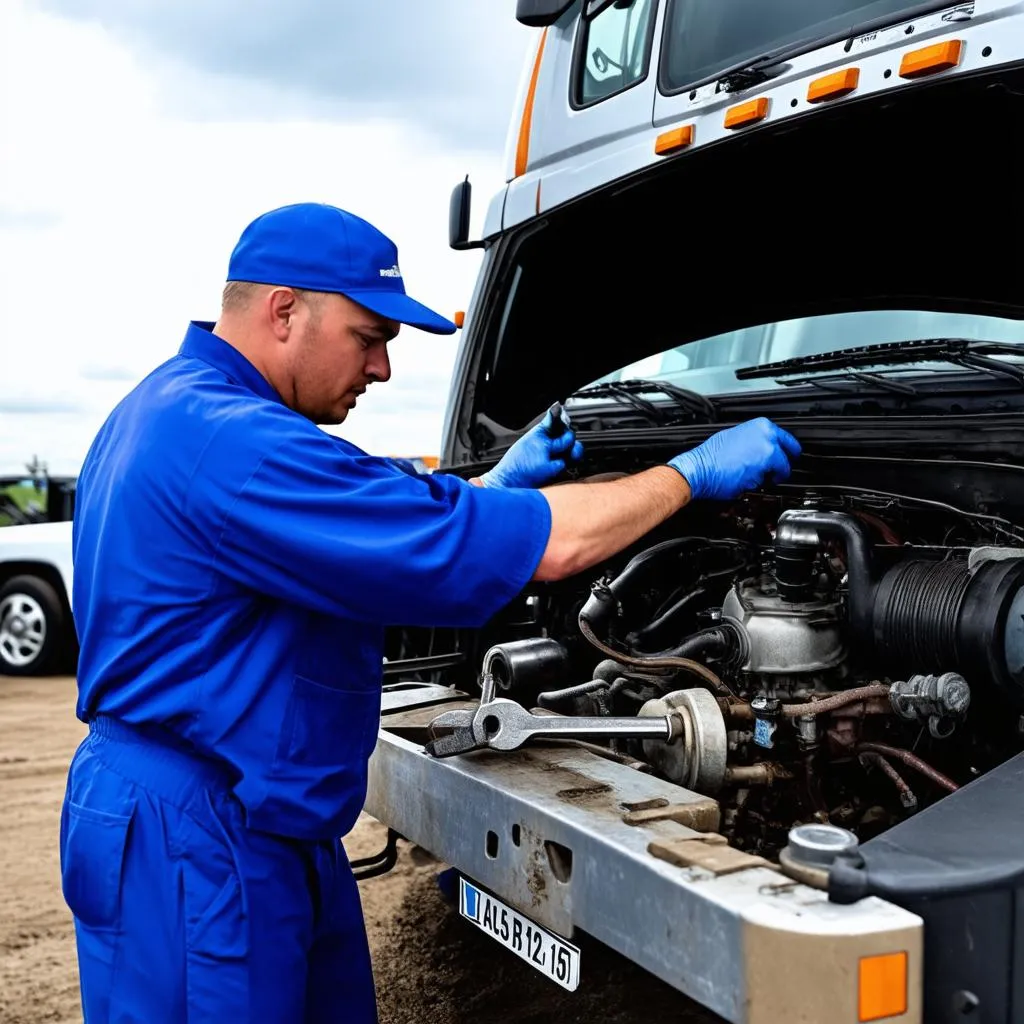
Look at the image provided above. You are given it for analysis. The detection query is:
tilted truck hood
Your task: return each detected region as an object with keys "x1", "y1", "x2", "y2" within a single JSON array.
[{"x1": 462, "y1": 61, "x2": 1024, "y2": 436}]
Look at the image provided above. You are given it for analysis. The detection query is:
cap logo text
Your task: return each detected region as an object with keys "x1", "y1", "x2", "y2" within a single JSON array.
[{"x1": 379, "y1": 264, "x2": 402, "y2": 279}]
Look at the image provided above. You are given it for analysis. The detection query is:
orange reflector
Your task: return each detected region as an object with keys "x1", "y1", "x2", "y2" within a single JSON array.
[
  {"x1": 858, "y1": 951, "x2": 908, "y2": 1022},
  {"x1": 655, "y1": 124, "x2": 694, "y2": 155},
  {"x1": 808, "y1": 67, "x2": 860, "y2": 103},
  {"x1": 515, "y1": 28, "x2": 548, "y2": 178},
  {"x1": 899, "y1": 38, "x2": 963, "y2": 78},
  {"x1": 724, "y1": 97, "x2": 769, "y2": 129},
  {"x1": 453, "y1": 311, "x2": 465, "y2": 329}
]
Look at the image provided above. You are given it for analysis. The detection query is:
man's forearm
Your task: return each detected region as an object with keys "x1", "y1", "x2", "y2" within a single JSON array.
[{"x1": 532, "y1": 466, "x2": 691, "y2": 581}]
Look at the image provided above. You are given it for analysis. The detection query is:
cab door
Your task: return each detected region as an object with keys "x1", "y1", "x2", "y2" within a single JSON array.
[{"x1": 503, "y1": 0, "x2": 662, "y2": 228}]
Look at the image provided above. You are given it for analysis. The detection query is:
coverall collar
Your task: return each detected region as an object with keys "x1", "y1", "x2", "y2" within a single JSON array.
[{"x1": 179, "y1": 321, "x2": 284, "y2": 407}]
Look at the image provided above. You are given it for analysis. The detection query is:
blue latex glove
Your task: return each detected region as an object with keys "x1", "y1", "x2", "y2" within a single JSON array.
[
  {"x1": 668, "y1": 417, "x2": 801, "y2": 500},
  {"x1": 478, "y1": 405, "x2": 584, "y2": 489}
]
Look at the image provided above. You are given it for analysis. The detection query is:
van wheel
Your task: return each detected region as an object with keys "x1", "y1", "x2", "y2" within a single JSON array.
[{"x1": 0, "y1": 576, "x2": 66, "y2": 677}]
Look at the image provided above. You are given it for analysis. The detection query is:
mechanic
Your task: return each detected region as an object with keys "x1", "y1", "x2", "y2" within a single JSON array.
[{"x1": 61, "y1": 201, "x2": 801, "y2": 1023}]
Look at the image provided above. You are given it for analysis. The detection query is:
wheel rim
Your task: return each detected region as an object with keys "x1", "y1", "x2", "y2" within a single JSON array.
[{"x1": 0, "y1": 593, "x2": 47, "y2": 668}]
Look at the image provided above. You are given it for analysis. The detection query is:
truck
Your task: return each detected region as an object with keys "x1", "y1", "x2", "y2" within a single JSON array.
[
  {"x1": 0, "y1": 458, "x2": 76, "y2": 676},
  {"x1": 362, "y1": 2, "x2": 1024, "y2": 1022}
]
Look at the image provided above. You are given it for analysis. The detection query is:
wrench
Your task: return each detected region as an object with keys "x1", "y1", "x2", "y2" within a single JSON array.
[{"x1": 424, "y1": 697, "x2": 681, "y2": 758}]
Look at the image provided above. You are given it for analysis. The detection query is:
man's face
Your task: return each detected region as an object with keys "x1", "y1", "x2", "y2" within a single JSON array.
[{"x1": 285, "y1": 292, "x2": 398, "y2": 424}]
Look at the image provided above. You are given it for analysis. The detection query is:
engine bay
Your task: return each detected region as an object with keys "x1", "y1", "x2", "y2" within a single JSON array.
[{"x1": 408, "y1": 466, "x2": 1024, "y2": 862}]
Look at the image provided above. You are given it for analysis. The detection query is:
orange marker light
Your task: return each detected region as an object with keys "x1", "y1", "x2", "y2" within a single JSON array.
[
  {"x1": 858, "y1": 951, "x2": 908, "y2": 1022},
  {"x1": 724, "y1": 97, "x2": 769, "y2": 129},
  {"x1": 808, "y1": 67, "x2": 860, "y2": 103},
  {"x1": 655, "y1": 124, "x2": 695, "y2": 155},
  {"x1": 899, "y1": 38, "x2": 963, "y2": 78},
  {"x1": 453, "y1": 311, "x2": 465, "y2": 329},
  {"x1": 515, "y1": 28, "x2": 549, "y2": 178}
]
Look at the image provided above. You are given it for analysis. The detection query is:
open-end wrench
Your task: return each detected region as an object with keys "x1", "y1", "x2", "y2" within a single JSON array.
[{"x1": 424, "y1": 697, "x2": 681, "y2": 758}]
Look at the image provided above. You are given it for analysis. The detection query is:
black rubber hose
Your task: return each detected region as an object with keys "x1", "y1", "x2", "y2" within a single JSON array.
[
  {"x1": 536, "y1": 678, "x2": 608, "y2": 708},
  {"x1": 641, "y1": 627, "x2": 730, "y2": 662},
  {"x1": 579, "y1": 538, "x2": 711, "y2": 629},
  {"x1": 775, "y1": 510, "x2": 875, "y2": 637}
]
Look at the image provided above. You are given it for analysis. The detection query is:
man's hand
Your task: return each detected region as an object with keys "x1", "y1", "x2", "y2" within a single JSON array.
[
  {"x1": 477, "y1": 406, "x2": 584, "y2": 489},
  {"x1": 667, "y1": 417, "x2": 801, "y2": 500}
]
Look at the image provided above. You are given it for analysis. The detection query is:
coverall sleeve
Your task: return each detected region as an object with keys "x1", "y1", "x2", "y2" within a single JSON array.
[{"x1": 203, "y1": 429, "x2": 552, "y2": 628}]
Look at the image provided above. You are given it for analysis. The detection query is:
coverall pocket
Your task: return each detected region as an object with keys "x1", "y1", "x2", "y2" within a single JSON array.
[
  {"x1": 279, "y1": 674, "x2": 381, "y2": 767},
  {"x1": 61, "y1": 799, "x2": 135, "y2": 930},
  {"x1": 187, "y1": 871, "x2": 248, "y2": 959}
]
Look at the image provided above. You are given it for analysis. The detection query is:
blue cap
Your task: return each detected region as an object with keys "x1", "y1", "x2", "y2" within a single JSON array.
[{"x1": 226, "y1": 203, "x2": 457, "y2": 335}]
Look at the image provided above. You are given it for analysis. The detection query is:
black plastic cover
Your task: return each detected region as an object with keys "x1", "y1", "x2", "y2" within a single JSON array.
[
  {"x1": 515, "y1": 0, "x2": 577, "y2": 26},
  {"x1": 829, "y1": 750, "x2": 1024, "y2": 1022}
]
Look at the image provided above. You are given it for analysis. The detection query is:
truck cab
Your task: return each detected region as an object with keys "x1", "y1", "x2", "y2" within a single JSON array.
[{"x1": 370, "y1": 4, "x2": 1024, "y2": 1021}]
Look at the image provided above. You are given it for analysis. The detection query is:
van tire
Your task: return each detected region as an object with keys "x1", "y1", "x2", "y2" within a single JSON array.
[{"x1": 0, "y1": 575, "x2": 66, "y2": 677}]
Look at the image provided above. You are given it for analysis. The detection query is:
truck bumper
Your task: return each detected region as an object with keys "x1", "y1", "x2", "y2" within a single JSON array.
[{"x1": 365, "y1": 685, "x2": 923, "y2": 1024}]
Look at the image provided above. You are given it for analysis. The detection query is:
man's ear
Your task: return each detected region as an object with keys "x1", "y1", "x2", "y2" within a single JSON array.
[{"x1": 267, "y1": 287, "x2": 299, "y2": 342}]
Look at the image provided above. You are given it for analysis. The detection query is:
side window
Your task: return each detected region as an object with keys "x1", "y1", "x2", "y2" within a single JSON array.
[{"x1": 574, "y1": 0, "x2": 658, "y2": 107}]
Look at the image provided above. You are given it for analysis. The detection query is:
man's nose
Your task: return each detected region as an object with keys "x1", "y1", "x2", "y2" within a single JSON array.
[{"x1": 366, "y1": 344, "x2": 391, "y2": 384}]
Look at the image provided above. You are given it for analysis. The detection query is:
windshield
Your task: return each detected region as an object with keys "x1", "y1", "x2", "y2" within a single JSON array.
[
  {"x1": 576, "y1": 310, "x2": 1024, "y2": 399},
  {"x1": 661, "y1": 0, "x2": 939, "y2": 92}
]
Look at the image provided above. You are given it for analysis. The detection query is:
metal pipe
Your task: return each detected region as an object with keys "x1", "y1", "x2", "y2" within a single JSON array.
[
  {"x1": 780, "y1": 684, "x2": 892, "y2": 718},
  {"x1": 725, "y1": 684, "x2": 892, "y2": 721},
  {"x1": 859, "y1": 751, "x2": 918, "y2": 811},
  {"x1": 855, "y1": 741, "x2": 959, "y2": 793},
  {"x1": 724, "y1": 763, "x2": 794, "y2": 786}
]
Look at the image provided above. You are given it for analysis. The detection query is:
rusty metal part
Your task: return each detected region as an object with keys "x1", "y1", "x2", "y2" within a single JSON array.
[
  {"x1": 621, "y1": 798, "x2": 721, "y2": 832},
  {"x1": 856, "y1": 741, "x2": 959, "y2": 793},
  {"x1": 859, "y1": 750, "x2": 919, "y2": 811},
  {"x1": 777, "y1": 845, "x2": 830, "y2": 890},
  {"x1": 648, "y1": 832, "x2": 770, "y2": 876},
  {"x1": 724, "y1": 762, "x2": 794, "y2": 786},
  {"x1": 780, "y1": 684, "x2": 892, "y2": 717},
  {"x1": 724, "y1": 684, "x2": 892, "y2": 722}
]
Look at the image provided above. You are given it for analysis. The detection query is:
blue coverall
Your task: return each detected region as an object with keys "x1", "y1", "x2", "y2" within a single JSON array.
[{"x1": 62, "y1": 321, "x2": 552, "y2": 1022}]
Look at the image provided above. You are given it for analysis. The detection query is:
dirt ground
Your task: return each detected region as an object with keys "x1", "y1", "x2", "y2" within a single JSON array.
[{"x1": 0, "y1": 675, "x2": 723, "y2": 1024}]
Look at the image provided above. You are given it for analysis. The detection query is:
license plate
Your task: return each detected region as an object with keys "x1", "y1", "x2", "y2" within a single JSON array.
[{"x1": 458, "y1": 877, "x2": 581, "y2": 991}]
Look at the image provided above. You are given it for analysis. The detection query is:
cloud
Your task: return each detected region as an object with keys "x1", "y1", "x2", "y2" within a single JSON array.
[
  {"x1": 0, "y1": 394, "x2": 88, "y2": 414},
  {"x1": 35, "y1": 0, "x2": 533, "y2": 149},
  {"x1": 0, "y1": 206, "x2": 62, "y2": 230},
  {"x1": 1, "y1": 0, "x2": 519, "y2": 472},
  {"x1": 78, "y1": 363, "x2": 144, "y2": 383}
]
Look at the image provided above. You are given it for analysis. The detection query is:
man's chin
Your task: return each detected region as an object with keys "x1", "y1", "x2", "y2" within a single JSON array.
[{"x1": 312, "y1": 408, "x2": 348, "y2": 427}]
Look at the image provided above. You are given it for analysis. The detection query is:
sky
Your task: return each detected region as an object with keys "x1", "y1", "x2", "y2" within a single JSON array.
[{"x1": 0, "y1": 0, "x2": 534, "y2": 475}]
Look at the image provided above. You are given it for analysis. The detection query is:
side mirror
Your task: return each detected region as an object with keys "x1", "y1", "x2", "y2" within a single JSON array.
[
  {"x1": 449, "y1": 176, "x2": 484, "y2": 251},
  {"x1": 516, "y1": 0, "x2": 576, "y2": 27}
]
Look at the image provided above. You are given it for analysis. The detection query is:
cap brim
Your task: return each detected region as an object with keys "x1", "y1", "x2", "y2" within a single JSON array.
[{"x1": 345, "y1": 289, "x2": 457, "y2": 336}]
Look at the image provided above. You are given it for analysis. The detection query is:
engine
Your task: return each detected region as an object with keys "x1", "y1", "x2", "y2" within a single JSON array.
[{"x1": 471, "y1": 503, "x2": 1024, "y2": 857}]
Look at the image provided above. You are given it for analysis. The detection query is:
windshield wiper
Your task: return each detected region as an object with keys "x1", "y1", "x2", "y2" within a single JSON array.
[
  {"x1": 568, "y1": 378, "x2": 718, "y2": 422},
  {"x1": 778, "y1": 369, "x2": 921, "y2": 395},
  {"x1": 736, "y1": 338, "x2": 1024, "y2": 386},
  {"x1": 718, "y1": 52, "x2": 792, "y2": 92},
  {"x1": 701, "y1": 0, "x2": 969, "y2": 96}
]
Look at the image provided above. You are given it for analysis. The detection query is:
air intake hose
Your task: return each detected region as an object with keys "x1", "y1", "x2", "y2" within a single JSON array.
[{"x1": 773, "y1": 510, "x2": 1024, "y2": 707}]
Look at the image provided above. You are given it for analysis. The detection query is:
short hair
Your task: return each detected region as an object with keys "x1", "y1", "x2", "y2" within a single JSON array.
[{"x1": 220, "y1": 281, "x2": 327, "y2": 313}]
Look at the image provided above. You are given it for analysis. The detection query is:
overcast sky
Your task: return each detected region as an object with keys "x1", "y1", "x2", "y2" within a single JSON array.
[{"x1": 0, "y1": 0, "x2": 534, "y2": 475}]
